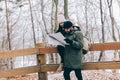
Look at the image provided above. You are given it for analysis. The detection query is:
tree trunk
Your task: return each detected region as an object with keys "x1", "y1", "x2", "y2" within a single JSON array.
[
  {"x1": 41, "y1": 0, "x2": 48, "y2": 34},
  {"x1": 28, "y1": 0, "x2": 36, "y2": 46},
  {"x1": 98, "y1": 0, "x2": 105, "y2": 61},
  {"x1": 64, "y1": 0, "x2": 69, "y2": 19},
  {"x1": 51, "y1": 0, "x2": 54, "y2": 33},
  {"x1": 85, "y1": 0, "x2": 89, "y2": 36},
  {"x1": 5, "y1": 1, "x2": 13, "y2": 80},
  {"x1": 53, "y1": 0, "x2": 58, "y2": 32},
  {"x1": 5, "y1": 0, "x2": 11, "y2": 50},
  {"x1": 107, "y1": 0, "x2": 117, "y2": 41},
  {"x1": 107, "y1": 0, "x2": 118, "y2": 74}
]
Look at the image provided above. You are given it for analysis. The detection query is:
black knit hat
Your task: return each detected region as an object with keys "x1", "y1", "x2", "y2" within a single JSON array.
[{"x1": 63, "y1": 21, "x2": 73, "y2": 29}]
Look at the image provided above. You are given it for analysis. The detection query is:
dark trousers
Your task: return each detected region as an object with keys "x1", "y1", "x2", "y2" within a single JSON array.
[
  {"x1": 63, "y1": 67, "x2": 83, "y2": 80},
  {"x1": 57, "y1": 45, "x2": 65, "y2": 63}
]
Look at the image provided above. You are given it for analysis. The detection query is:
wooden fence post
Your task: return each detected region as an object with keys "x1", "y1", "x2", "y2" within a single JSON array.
[{"x1": 36, "y1": 43, "x2": 48, "y2": 80}]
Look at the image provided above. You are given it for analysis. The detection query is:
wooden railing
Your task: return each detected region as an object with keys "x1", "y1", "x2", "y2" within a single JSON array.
[{"x1": 0, "y1": 42, "x2": 120, "y2": 80}]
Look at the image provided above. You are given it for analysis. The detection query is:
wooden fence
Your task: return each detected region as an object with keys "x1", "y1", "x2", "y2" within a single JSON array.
[{"x1": 0, "y1": 42, "x2": 120, "y2": 80}]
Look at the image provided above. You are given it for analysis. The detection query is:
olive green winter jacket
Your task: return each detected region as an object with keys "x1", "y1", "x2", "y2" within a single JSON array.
[{"x1": 63, "y1": 30, "x2": 83, "y2": 69}]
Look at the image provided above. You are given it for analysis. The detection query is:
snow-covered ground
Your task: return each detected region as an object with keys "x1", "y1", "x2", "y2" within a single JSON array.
[
  {"x1": 48, "y1": 70, "x2": 120, "y2": 80},
  {"x1": 1, "y1": 70, "x2": 120, "y2": 80}
]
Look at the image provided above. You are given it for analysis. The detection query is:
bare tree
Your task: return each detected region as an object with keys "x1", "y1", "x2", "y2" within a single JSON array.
[
  {"x1": 107, "y1": 0, "x2": 117, "y2": 41},
  {"x1": 53, "y1": 0, "x2": 58, "y2": 32},
  {"x1": 98, "y1": 0, "x2": 105, "y2": 61},
  {"x1": 85, "y1": 0, "x2": 89, "y2": 36},
  {"x1": 41, "y1": 0, "x2": 48, "y2": 34},
  {"x1": 107, "y1": 0, "x2": 119, "y2": 74},
  {"x1": 64, "y1": 0, "x2": 69, "y2": 19},
  {"x1": 5, "y1": 0, "x2": 11, "y2": 50},
  {"x1": 4, "y1": 1, "x2": 14, "y2": 80},
  {"x1": 51, "y1": 0, "x2": 55, "y2": 33},
  {"x1": 28, "y1": 0, "x2": 36, "y2": 46}
]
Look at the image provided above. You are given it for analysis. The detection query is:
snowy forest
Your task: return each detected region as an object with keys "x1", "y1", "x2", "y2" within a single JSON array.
[{"x1": 0, "y1": 0, "x2": 120, "y2": 80}]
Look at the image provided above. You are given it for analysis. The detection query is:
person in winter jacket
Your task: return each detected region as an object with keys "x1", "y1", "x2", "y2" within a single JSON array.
[
  {"x1": 63, "y1": 21, "x2": 83, "y2": 80},
  {"x1": 56, "y1": 14, "x2": 66, "y2": 72},
  {"x1": 56, "y1": 15, "x2": 82, "y2": 73}
]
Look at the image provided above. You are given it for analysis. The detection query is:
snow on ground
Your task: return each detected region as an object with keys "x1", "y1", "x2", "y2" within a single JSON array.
[
  {"x1": 48, "y1": 70, "x2": 120, "y2": 80},
  {"x1": 0, "y1": 70, "x2": 120, "y2": 80}
]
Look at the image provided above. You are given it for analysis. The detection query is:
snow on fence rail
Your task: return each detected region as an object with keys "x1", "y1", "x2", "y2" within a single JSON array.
[{"x1": 0, "y1": 42, "x2": 120, "y2": 79}]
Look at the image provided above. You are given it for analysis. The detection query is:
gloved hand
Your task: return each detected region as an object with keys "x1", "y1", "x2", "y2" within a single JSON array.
[{"x1": 64, "y1": 39, "x2": 73, "y2": 44}]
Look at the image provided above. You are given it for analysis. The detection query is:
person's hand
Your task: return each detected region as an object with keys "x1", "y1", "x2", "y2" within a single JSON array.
[{"x1": 64, "y1": 39, "x2": 73, "y2": 44}]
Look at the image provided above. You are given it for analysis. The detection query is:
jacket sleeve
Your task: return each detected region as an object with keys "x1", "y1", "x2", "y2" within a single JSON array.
[{"x1": 71, "y1": 31, "x2": 83, "y2": 49}]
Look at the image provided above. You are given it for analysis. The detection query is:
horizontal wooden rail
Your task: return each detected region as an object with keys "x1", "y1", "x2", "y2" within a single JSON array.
[
  {"x1": 0, "y1": 66, "x2": 40, "y2": 78},
  {"x1": 39, "y1": 47, "x2": 58, "y2": 54},
  {"x1": 0, "y1": 42, "x2": 119, "y2": 58},
  {"x1": 82, "y1": 61, "x2": 120, "y2": 70},
  {"x1": 90, "y1": 42, "x2": 120, "y2": 51},
  {"x1": 41, "y1": 61, "x2": 120, "y2": 72},
  {"x1": 0, "y1": 63, "x2": 7, "y2": 66},
  {"x1": 0, "y1": 48, "x2": 39, "y2": 59},
  {"x1": 0, "y1": 42, "x2": 120, "y2": 78},
  {"x1": 1, "y1": 61, "x2": 120, "y2": 78},
  {"x1": 39, "y1": 42, "x2": 120, "y2": 54}
]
